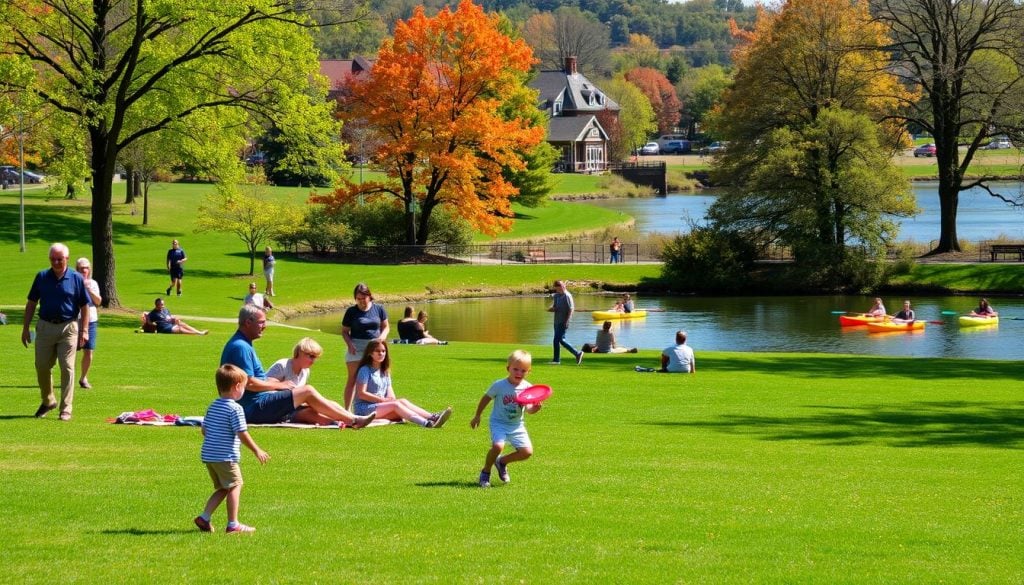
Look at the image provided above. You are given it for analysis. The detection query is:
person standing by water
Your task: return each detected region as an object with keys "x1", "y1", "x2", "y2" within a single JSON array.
[
  {"x1": 75, "y1": 257, "x2": 102, "y2": 389},
  {"x1": 342, "y1": 283, "x2": 390, "y2": 409},
  {"x1": 22, "y1": 243, "x2": 90, "y2": 420},
  {"x1": 262, "y1": 246, "x2": 275, "y2": 297},
  {"x1": 166, "y1": 239, "x2": 187, "y2": 297},
  {"x1": 609, "y1": 237, "x2": 622, "y2": 263},
  {"x1": 547, "y1": 280, "x2": 583, "y2": 366}
]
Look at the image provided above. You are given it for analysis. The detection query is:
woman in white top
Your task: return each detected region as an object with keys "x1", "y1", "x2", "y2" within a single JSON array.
[
  {"x1": 265, "y1": 337, "x2": 375, "y2": 427},
  {"x1": 76, "y1": 258, "x2": 102, "y2": 389}
]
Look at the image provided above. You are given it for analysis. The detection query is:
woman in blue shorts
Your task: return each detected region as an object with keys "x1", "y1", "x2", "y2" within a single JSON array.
[{"x1": 342, "y1": 283, "x2": 389, "y2": 409}]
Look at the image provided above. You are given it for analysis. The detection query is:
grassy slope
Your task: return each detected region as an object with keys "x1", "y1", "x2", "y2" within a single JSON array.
[
  {"x1": 0, "y1": 316, "x2": 1021, "y2": 583},
  {"x1": 0, "y1": 184, "x2": 658, "y2": 317}
]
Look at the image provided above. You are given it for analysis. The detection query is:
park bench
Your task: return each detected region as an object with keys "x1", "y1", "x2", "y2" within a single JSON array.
[
  {"x1": 989, "y1": 243, "x2": 1024, "y2": 262},
  {"x1": 526, "y1": 248, "x2": 546, "y2": 263}
]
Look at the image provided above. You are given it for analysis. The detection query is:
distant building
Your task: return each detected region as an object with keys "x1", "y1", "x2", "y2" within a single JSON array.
[
  {"x1": 529, "y1": 56, "x2": 619, "y2": 173},
  {"x1": 319, "y1": 55, "x2": 619, "y2": 173}
]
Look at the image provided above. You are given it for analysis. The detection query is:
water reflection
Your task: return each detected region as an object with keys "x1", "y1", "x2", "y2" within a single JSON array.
[{"x1": 285, "y1": 294, "x2": 1024, "y2": 360}]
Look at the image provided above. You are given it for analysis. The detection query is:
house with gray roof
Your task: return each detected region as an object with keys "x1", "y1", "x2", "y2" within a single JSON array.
[{"x1": 530, "y1": 57, "x2": 619, "y2": 173}]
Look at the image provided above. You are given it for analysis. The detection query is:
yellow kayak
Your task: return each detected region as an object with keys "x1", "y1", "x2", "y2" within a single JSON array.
[
  {"x1": 866, "y1": 320, "x2": 925, "y2": 332},
  {"x1": 958, "y1": 315, "x2": 999, "y2": 327},
  {"x1": 592, "y1": 310, "x2": 647, "y2": 320}
]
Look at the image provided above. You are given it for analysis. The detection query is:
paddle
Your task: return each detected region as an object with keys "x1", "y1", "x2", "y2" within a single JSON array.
[{"x1": 940, "y1": 310, "x2": 959, "y2": 316}]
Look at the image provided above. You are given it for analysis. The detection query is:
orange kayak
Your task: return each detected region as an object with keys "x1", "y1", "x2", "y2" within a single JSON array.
[
  {"x1": 838, "y1": 314, "x2": 886, "y2": 327},
  {"x1": 866, "y1": 320, "x2": 925, "y2": 332}
]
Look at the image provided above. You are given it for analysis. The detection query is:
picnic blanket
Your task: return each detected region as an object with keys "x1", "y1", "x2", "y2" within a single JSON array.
[{"x1": 109, "y1": 409, "x2": 401, "y2": 428}]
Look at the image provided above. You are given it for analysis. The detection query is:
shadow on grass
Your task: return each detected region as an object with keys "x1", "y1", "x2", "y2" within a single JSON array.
[
  {"x1": 651, "y1": 401, "x2": 1024, "y2": 449},
  {"x1": 414, "y1": 480, "x2": 484, "y2": 489},
  {"x1": 100, "y1": 528, "x2": 195, "y2": 536},
  {"x1": 136, "y1": 267, "x2": 241, "y2": 280},
  {"x1": 0, "y1": 198, "x2": 176, "y2": 246},
  {"x1": 698, "y1": 353, "x2": 1021, "y2": 381}
]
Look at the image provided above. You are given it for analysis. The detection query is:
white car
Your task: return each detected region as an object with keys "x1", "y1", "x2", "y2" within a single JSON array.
[
  {"x1": 985, "y1": 138, "x2": 1012, "y2": 149},
  {"x1": 639, "y1": 142, "x2": 660, "y2": 155}
]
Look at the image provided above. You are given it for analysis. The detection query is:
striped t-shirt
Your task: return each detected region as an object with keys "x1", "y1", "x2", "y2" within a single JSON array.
[{"x1": 201, "y1": 398, "x2": 247, "y2": 462}]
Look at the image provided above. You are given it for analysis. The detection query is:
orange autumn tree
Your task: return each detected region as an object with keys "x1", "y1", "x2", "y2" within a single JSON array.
[{"x1": 318, "y1": 0, "x2": 545, "y2": 245}]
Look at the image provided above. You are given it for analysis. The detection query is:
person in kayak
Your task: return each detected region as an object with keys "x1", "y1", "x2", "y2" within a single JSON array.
[
  {"x1": 866, "y1": 298, "x2": 886, "y2": 317},
  {"x1": 970, "y1": 298, "x2": 998, "y2": 317},
  {"x1": 892, "y1": 300, "x2": 915, "y2": 322}
]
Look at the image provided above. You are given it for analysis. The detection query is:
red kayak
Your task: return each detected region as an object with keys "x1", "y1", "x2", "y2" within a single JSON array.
[{"x1": 838, "y1": 314, "x2": 886, "y2": 327}]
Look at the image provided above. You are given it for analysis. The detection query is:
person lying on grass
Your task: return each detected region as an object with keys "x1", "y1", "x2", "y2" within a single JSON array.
[
  {"x1": 351, "y1": 339, "x2": 452, "y2": 428},
  {"x1": 142, "y1": 297, "x2": 207, "y2": 335},
  {"x1": 470, "y1": 349, "x2": 541, "y2": 488},
  {"x1": 194, "y1": 364, "x2": 268, "y2": 534}
]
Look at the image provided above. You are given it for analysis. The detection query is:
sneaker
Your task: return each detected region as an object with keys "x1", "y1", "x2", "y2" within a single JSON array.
[
  {"x1": 478, "y1": 471, "x2": 491, "y2": 488},
  {"x1": 226, "y1": 523, "x2": 255, "y2": 534},
  {"x1": 431, "y1": 406, "x2": 452, "y2": 429},
  {"x1": 166, "y1": 287, "x2": 171, "y2": 295},
  {"x1": 576, "y1": 352, "x2": 584, "y2": 366},
  {"x1": 635, "y1": 365, "x2": 655, "y2": 373},
  {"x1": 34, "y1": 402, "x2": 57, "y2": 418},
  {"x1": 79, "y1": 379, "x2": 92, "y2": 389},
  {"x1": 438, "y1": 341, "x2": 449, "y2": 345},
  {"x1": 351, "y1": 411, "x2": 376, "y2": 429},
  {"x1": 193, "y1": 516, "x2": 213, "y2": 532},
  {"x1": 58, "y1": 412, "x2": 72, "y2": 421},
  {"x1": 177, "y1": 292, "x2": 182, "y2": 297},
  {"x1": 495, "y1": 456, "x2": 510, "y2": 483}
]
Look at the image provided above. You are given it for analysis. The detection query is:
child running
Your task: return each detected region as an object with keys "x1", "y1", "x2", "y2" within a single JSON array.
[
  {"x1": 470, "y1": 349, "x2": 541, "y2": 488},
  {"x1": 194, "y1": 364, "x2": 269, "y2": 534},
  {"x1": 352, "y1": 339, "x2": 452, "y2": 428}
]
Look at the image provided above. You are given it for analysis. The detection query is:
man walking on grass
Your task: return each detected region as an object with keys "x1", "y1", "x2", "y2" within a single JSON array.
[
  {"x1": 547, "y1": 280, "x2": 583, "y2": 366},
  {"x1": 22, "y1": 243, "x2": 90, "y2": 421}
]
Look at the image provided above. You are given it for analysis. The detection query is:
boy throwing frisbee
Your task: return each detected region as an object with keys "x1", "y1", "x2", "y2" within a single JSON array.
[{"x1": 470, "y1": 350, "x2": 542, "y2": 488}]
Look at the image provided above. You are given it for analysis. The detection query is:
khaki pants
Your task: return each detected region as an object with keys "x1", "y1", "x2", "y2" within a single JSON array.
[{"x1": 35, "y1": 320, "x2": 78, "y2": 414}]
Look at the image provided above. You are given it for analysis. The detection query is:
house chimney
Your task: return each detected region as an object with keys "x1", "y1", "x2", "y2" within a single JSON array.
[{"x1": 564, "y1": 56, "x2": 577, "y2": 75}]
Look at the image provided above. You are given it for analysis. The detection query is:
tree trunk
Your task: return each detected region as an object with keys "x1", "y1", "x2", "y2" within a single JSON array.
[
  {"x1": 249, "y1": 247, "x2": 256, "y2": 276},
  {"x1": 933, "y1": 183, "x2": 960, "y2": 253},
  {"x1": 143, "y1": 180, "x2": 150, "y2": 225},
  {"x1": 124, "y1": 166, "x2": 135, "y2": 204},
  {"x1": 90, "y1": 132, "x2": 121, "y2": 308}
]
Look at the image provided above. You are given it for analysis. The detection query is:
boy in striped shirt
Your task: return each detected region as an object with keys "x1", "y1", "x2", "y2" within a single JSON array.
[{"x1": 194, "y1": 364, "x2": 269, "y2": 534}]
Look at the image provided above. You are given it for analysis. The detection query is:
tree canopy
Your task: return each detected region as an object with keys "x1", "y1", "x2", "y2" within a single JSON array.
[
  {"x1": 873, "y1": 0, "x2": 1024, "y2": 254},
  {"x1": 318, "y1": 0, "x2": 546, "y2": 245},
  {"x1": 0, "y1": 0, "x2": 337, "y2": 306},
  {"x1": 708, "y1": 0, "x2": 915, "y2": 288}
]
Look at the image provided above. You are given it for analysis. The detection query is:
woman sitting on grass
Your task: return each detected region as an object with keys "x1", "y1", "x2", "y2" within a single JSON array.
[{"x1": 352, "y1": 340, "x2": 451, "y2": 428}]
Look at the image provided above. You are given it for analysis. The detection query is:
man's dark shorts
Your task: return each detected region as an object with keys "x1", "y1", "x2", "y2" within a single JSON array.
[{"x1": 241, "y1": 390, "x2": 296, "y2": 424}]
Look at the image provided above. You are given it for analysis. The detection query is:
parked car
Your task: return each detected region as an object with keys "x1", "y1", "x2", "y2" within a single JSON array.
[
  {"x1": 655, "y1": 134, "x2": 688, "y2": 151},
  {"x1": 0, "y1": 166, "x2": 42, "y2": 184},
  {"x1": 985, "y1": 137, "x2": 1012, "y2": 149},
  {"x1": 913, "y1": 143, "x2": 936, "y2": 157},
  {"x1": 700, "y1": 141, "x2": 728, "y2": 155},
  {"x1": 660, "y1": 140, "x2": 691, "y2": 155},
  {"x1": 639, "y1": 142, "x2": 660, "y2": 155}
]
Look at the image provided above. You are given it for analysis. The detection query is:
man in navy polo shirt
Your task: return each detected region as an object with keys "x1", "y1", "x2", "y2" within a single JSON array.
[{"x1": 22, "y1": 243, "x2": 90, "y2": 421}]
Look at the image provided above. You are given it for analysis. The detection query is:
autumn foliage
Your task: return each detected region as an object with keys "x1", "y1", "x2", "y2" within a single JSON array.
[
  {"x1": 624, "y1": 67, "x2": 682, "y2": 135},
  {"x1": 318, "y1": 0, "x2": 546, "y2": 245}
]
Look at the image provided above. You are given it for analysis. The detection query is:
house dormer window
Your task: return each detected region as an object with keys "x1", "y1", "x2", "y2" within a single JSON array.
[{"x1": 554, "y1": 100, "x2": 562, "y2": 116}]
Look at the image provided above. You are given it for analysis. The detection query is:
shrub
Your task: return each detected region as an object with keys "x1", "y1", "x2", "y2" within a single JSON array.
[{"x1": 660, "y1": 227, "x2": 758, "y2": 293}]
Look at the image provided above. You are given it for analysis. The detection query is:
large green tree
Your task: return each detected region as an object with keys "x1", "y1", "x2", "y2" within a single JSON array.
[
  {"x1": 0, "y1": 0, "x2": 340, "y2": 307},
  {"x1": 708, "y1": 0, "x2": 915, "y2": 288},
  {"x1": 872, "y1": 0, "x2": 1024, "y2": 254}
]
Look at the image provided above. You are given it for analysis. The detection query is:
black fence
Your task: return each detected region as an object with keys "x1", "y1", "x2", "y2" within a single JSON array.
[{"x1": 311, "y1": 242, "x2": 661, "y2": 265}]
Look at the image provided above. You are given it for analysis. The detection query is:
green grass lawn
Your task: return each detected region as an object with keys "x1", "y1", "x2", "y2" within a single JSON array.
[
  {"x1": 1, "y1": 315, "x2": 1021, "y2": 583},
  {"x1": 890, "y1": 263, "x2": 1024, "y2": 292}
]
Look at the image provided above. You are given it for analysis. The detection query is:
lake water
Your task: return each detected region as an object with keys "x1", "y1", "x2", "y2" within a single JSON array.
[
  {"x1": 587, "y1": 181, "x2": 1024, "y2": 243},
  {"x1": 285, "y1": 294, "x2": 1024, "y2": 360}
]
